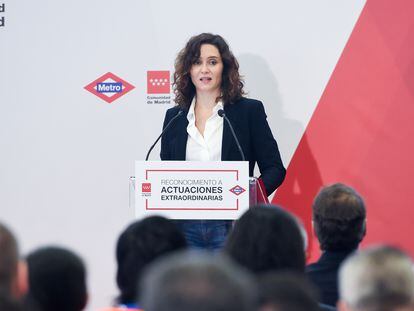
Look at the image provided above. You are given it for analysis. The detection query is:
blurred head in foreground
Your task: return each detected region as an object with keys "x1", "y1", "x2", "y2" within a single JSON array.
[
  {"x1": 140, "y1": 251, "x2": 256, "y2": 311},
  {"x1": 225, "y1": 205, "x2": 305, "y2": 274},
  {"x1": 25, "y1": 246, "x2": 87, "y2": 311},
  {"x1": 116, "y1": 216, "x2": 187, "y2": 305},
  {"x1": 338, "y1": 245, "x2": 414, "y2": 311},
  {"x1": 0, "y1": 222, "x2": 27, "y2": 310},
  {"x1": 258, "y1": 271, "x2": 320, "y2": 311}
]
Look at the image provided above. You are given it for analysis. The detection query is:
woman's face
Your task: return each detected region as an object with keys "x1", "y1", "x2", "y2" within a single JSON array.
[{"x1": 190, "y1": 44, "x2": 223, "y2": 97}]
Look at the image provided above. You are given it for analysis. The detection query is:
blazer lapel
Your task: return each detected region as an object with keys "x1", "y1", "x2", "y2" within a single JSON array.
[
  {"x1": 174, "y1": 110, "x2": 189, "y2": 160},
  {"x1": 221, "y1": 103, "x2": 235, "y2": 161}
]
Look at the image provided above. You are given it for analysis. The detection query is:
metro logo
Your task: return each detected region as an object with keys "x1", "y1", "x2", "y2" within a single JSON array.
[
  {"x1": 84, "y1": 72, "x2": 134, "y2": 103},
  {"x1": 229, "y1": 185, "x2": 246, "y2": 196},
  {"x1": 97, "y1": 82, "x2": 123, "y2": 93},
  {"x1": 147, "y1": 71, "x2": 170, "y2": 94}
]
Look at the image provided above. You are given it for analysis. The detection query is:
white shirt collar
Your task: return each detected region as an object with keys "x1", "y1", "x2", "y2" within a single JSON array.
[
  {"x1": 185, "y1": 97, "x2": 224, "y2": 161},
  {"x1": 187, "y1": 97, "x2": 196, "y2": 122},
  {"x1": 187, "y1": 97, "x2": 224, "y2": 123}
]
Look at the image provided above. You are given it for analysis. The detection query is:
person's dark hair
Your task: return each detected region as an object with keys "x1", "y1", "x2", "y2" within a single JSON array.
[
  {"x1": 140, "y1": 251, "x2": 256, "y2": 311},
  {"x1": 173, "y1": 33, "x2": 245, "y2": 108},
  {"x1": 225, "y1": 205, "x2": 305, "y2": 274},
  {"x1": 0, "y1": 223, "x2": 18, "y2": 298},
  {"x1": 25, "y1": 246, "x2": 87, "y2": 311},
  {"x1": 116, "y1": 216, "x2": 187, "y2": 304},
  {"x1": 313, "y1": 183, "x2": 366, "y2": 251},
  {"x1": 257, "y1": 272, "x2": 320, "y2": 311}
]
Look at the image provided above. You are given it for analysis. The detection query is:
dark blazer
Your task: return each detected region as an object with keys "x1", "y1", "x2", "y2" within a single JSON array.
[
  {"x1": 160, "y1": 97, "x2": 286, "y2": 195},
  {"x1": 306, "y1": 250, "x2": 355, "y2": 307}
]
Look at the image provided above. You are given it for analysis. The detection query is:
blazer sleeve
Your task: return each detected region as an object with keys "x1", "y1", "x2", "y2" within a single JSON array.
[
  {"x1": 160, "y1": 109, "x2": 173, "y2": 160},
  {"x1": 250, "y1": 100, "x2": 286, "y2": 195}
]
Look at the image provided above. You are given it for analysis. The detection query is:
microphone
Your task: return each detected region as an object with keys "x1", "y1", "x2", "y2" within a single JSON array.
[
  {"x1": 218, "y1": 109, "x2": 246, "y2": 161},
  {"x1": 145, "y1": 109, "x2": 184, "y2": 161}
]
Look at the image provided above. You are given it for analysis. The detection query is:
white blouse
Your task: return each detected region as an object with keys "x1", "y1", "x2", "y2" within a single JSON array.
[{"x1": 185, "y1": 98, "x2": 224, "y2": 161}]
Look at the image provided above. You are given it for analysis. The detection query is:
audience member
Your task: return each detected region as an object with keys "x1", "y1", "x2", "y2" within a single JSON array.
[
  {"x1": 139, "y1": 251, "x2": 256, "y2": 311},
  {"x1": 24, "y1": 246, "x2": 87, "y2": 311},
  {"x1": 338, "y1": 245, "x2": 414, "y2": 311},
  {"x1": 224, "y1": 205, "x2": 305, "y2": 274},
  {"x1": 257, "y1": 271, "x2": 320, "y2": 311},
  {"x1": 102, "y1": 216, "x2": 187, "y2": 311},
  {"x1": 307, "y1": 183, "x2": 366, "y2": 306},
  {"x1": 0, "y1": 222, "x2": 27, "y2": 311}
]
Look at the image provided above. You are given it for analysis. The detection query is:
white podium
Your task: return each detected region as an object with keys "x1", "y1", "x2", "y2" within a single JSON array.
[{"x1": 131, "y1": 161, "x2": 254, "y2": 220}]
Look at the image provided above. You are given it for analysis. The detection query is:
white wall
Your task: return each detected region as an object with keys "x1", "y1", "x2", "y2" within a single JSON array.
[{"x1": 0, "y1": 1, "x2": 365, "y2": 309}]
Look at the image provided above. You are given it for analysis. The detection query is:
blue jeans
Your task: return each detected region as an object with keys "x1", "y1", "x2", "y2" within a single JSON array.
[{"x1": 174, "y1": 220, "x2": 232, "y2": 251}]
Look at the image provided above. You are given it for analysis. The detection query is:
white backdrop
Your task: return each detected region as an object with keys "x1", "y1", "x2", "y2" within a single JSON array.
[{"x1": 0, "y1": 1, "x2": 365, "y2": 309}]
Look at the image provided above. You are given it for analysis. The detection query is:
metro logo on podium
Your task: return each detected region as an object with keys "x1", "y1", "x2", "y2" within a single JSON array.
[
  {"x1": 135, "y1": 161, "x2": 249, "y2": 220},
  {"x1": 229, "y1": 185, "x2": 246, "y2": 196}
]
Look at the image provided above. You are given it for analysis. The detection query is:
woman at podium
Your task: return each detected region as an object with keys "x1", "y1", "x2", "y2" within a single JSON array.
[{"x1": 160, "y1": 33, "x2": 286, "y2": 250}]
